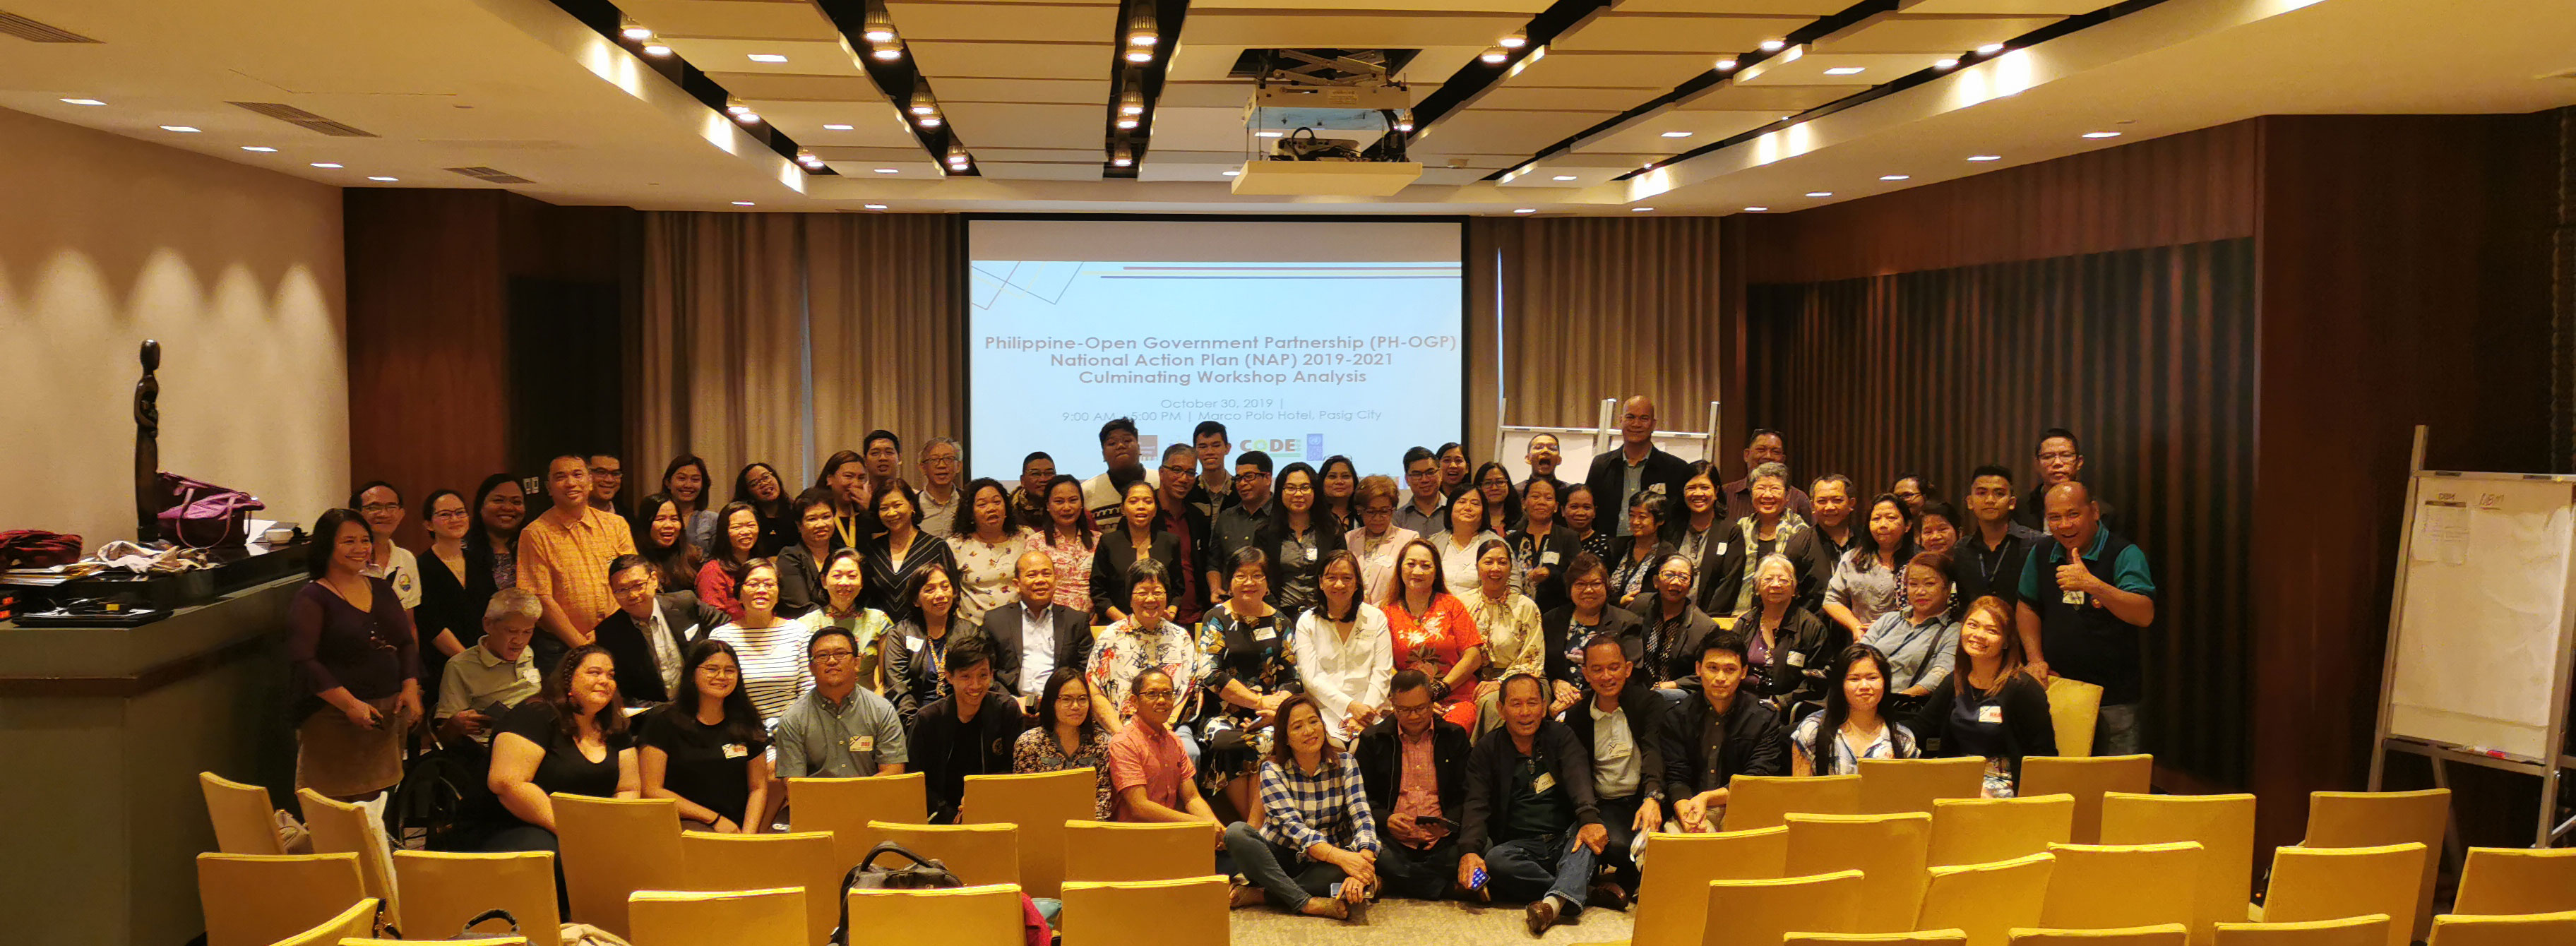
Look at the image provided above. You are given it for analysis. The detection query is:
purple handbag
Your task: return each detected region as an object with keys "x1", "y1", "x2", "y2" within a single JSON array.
[{"x1": 154, "y1": 472, "x2": 265, "y2": 548}]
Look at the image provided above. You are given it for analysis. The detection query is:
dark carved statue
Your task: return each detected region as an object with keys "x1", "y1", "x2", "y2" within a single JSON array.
[{"x1": 136, "y1": 339, "x2": 160, "y2": 540}]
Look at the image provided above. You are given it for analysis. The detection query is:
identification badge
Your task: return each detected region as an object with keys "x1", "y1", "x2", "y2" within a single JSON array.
[
  {"x1": 907, "y1": 635, "x2": 924, "y2": 652},
  {"x1": 849, "y1": 736, "x2": 875, "y2": 753},
  {"x1": 722, "y1": 743, "x2": 749, "y2": 759},
  {"x1": 1532, "y1": 772, "x2": 1556, "y2": 794},
  {"x1": 1976, "y1": 706, "x2": 2005, "y2": 724},
  {"x1": 1713, "y1": 542, "x2": 1728, "y2": 557},
  {"x1": 2061, "y1": 589, "x2": 2087, "y2": 606},
  {"x1": 1253, "y1": 625, "x2": 1277, "y2": 642},
  {"x1": 1300, "y1": 544, "x2": 1315, "y2": 563},
  {"x1": 1787, "y1": 652, "x2": 1806, "y2": 668},
  {"x1": 1540, "y1": 550, "x2": 1561, "y2": 566},
  {"x1": 520, "y1": 664, "x2": 542, "y2": 684}
]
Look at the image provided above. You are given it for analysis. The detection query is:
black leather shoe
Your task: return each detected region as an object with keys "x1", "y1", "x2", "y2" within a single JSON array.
[
  {"x1": 1585, "y1": 880, "x2": 1631, "y2": 911},
  {"x1": 1524, "y1": 898, "x2": 1560, "y2": 935}
]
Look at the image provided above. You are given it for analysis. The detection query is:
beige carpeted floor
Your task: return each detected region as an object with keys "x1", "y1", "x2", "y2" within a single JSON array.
[{"x1": 1226, "y1": 896, "x2": 1635, "y2": 946}]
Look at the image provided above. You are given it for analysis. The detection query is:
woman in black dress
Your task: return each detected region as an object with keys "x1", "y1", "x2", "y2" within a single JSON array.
[
  {"x1": 1197, "y1": 546, "x2": 1302, "y2": 824},
  {"x1": 640, "y1": 639, "x2": 773, "y2": 831}
]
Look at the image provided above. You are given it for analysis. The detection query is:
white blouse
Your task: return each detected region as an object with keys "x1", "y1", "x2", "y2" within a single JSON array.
[{"x1": 1294, "y1": 602, "x2": 1395, "y2": 738}]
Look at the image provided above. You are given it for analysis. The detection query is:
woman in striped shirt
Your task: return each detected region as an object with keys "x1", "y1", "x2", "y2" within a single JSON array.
[
  {"x1": 706, "y1": 559, "x2": 812, "y2": 727},
  {"x1": 1222, "y1": 693, "x2": 1380, "y2": 922}
]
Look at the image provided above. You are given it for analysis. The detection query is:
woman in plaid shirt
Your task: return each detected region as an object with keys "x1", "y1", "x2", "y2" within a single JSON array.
[{"x1": 1222, "y1": 693, "x2": 1381, "y2": 923}]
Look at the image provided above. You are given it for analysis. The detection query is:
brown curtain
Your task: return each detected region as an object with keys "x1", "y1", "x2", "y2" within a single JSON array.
[
  {"x1": 806, "y1": 214, "x2": 967, "y2": 479},
  {"x1": 1469, "y1": 216, "x2": 1728, "y2": 443}
]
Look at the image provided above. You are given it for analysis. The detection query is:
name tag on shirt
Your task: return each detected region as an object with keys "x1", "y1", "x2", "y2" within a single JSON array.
[
  {"x1": 1253, "y1": 625, "x2": 1277, "y2": 642},
  {"x1": 1713, "y1": 542, "x2": 1728, "y2": 557},
  {"x1": 1977, "y1": 706, "x2": 2005, "y2": 724},
  {"x1": 2062, "y1": 589, "x2": 2087, "y2": 606},
  {"x1": 849, "y1": 736, "x2": 875, "y2": 753},
  {"x1": 907, "y1": 636, "x2": 924, "y2": 652},
  {"x1": 723, "y1": 743, "x2": 750, "y2": 759},
  {"x1": 1787, "y1": 652, "x2": 1806, "y2": 668},
  {"x1": 1539, "y1": 550, "x2": 1561, "y2": 566},
  {"x1": 1299, "y1": 544, "x2": 1315, "y2": 563},
  {"x1": 1532, "y1": 772, "x2": 1556, "y2": 794},
  {"x1": 520, "y1": 664, "x2": 542, "y2": 684}
]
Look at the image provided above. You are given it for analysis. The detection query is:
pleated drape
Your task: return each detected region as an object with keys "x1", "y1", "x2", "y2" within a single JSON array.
[
  {"x1": 1468, "y1": 216, "x2": 1729, "y2": 439},
  {"x1": 806, "y1": 214, "x2": 967, "y2": 479}
]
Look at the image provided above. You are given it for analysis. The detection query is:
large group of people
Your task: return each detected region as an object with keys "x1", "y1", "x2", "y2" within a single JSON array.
[{"x1": 280, "y1": 396, "x2": 2156, "y2": 935}]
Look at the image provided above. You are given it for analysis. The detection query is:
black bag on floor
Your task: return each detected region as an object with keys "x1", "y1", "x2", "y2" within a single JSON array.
[{"x1": 829, "y1": 842, "x2": 964, "y2": 945}]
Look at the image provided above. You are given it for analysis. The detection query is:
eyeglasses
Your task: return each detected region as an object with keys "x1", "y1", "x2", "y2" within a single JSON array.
[
  {"x1": 1160, "y1": 465, "x2": 1193, "y2": 476},
  {"x1": 1282, "y1": 484, "x2": 1314, "y2": 494},
  {"x1": 1235, "y1": 471, "x2": 1270, "y2": 481},
  {"x1": 1135, "y1": 688, "x2": 1177, "y2": 701},
  {"x1": 811, "y1": 650, "x2": 857, "y2": 664},
  {"x1": 924, "y1": 455, "x2": 959, "y2": 466},
  {"x1": 431, "y1": 509, "x2": 471, "y2": 520},
  {"x1": 1360, "y1": 506, "x2": 1395, "y2": 517},
  {"x1": 742, "y1": 579, "x2": 780, "y2": 590},
  {"x1": 698, "y1": 664, "x2": 739, "y2": 676},
  {"x1": 361, "y1": 503, "x2": 402, "y2": 514},
  {"x1": 590, "y1": 468, "x2": 621, "y2": 478},
  {"x1": 1390, "y1": 701, "x2": 1437, "y2": 717}
]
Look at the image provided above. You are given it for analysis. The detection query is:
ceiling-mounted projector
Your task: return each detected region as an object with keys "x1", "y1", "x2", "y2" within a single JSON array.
[{"x1": 1232, "y1": 49, "x2": 1421, "y2": 196}]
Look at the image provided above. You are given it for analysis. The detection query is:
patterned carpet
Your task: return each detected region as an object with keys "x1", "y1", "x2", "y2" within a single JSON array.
[{"x1": 1225, "y1": 896, "x2": 1636, "y2": 946}]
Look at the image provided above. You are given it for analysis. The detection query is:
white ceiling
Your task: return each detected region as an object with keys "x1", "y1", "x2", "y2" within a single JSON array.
[{"x1": 0, "y1": 0, "x2": 2570, "y2": 215}]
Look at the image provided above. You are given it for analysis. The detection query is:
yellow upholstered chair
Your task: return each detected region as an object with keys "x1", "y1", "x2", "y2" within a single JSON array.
[
  {"x1": 342, "y1": 939, "x2": 525, "y2": 946},
  {"x1": 2011, "y1": 924, "x2": 2188, "y2": 945},
  {"x1": 272, "y1": 897, "x2": 378, "y2": 946},
  {"x1": 2250, "y1": 843, "x2": 2423, "y2": 946},
  {"x1": 787, "y1": 772, "x2": 929, "y2": 869},
  {"x1": 872, "y1": 820, "x2": 1020, "y2": 887},
  {"x1": 2453, "y1": 846, "x2": 2576, "y2": 915},
  {"x1": 1918, "y1": 851, "x2": 2056, "y2": 946},
  {"x1": 297, "y1": 789, "x2": 397, "y2": 914},
  {"x1": 2018, "y1": 755, "x2": 2152, "y2": 844},
  {"x1": 679, "y1": 830, "x2": 840, "y2": 946},
  {"x1": 390, "y1": 850, "x2": 561, "y2": 946},
  {"x1": 1859, "y1": 757, "x2": 1988, "y2": 815},
  {"x1": 1788, "y1": 933, "x2": 1969, "y2": 945},
  {"x1": 1786, "y1": 812, "x2": 1934, "y2": 933},
  {"x1": 1056, "y1": 875, "x2": 1227, "y2": 945},
  {"x1": 1631, "y1": 826, "x2": 1790, "y2": 946},
  {"x1": 1724, "y1": 774, "x2": 1861, "y2": 830},
  {"x1": 201, "y1": 771, "x2": 286, "y2": 856},
  {"x1": 2040, "y1": 842, "x2": 2202, "y2": 931},
  {"x1": 2211, "y1": 914, "x2": 2390, "y2": 946},
  {"x1": 1063, "y1": 820, "x2": 1217, "y2": 882},
  {"x1": 2099, "y1": 792, "x2": 2256, "y2": 946},
  {"x1": 2045, "y1": 678, "x2": 2104, "y2": 758},
  {"x1": 2426, "y1": 909, "x2": 2576, "y2": 946},
  {"x1": 1703, "y1": 870, "x2": 1867, "y2": 946},
  {"x1": 2301, "y1": 789, "x2": 2447, "y2": 944},
  {"x1": 627, "y1": 887, "x2": 804, "y2": 946},
  {"x1": 1929, "y1": 794, "x2": 2075, "y2": 868},
  {"x1": 196, "y1": 853, "x2": 367, "y2": 946},
  {"x1": 552, "y1": 794, "x2": 684, "y2": 938},
  {"x1": 962, "y1": 768, "x2": 1096, "y2": 898},
  {"x1": 845, "y1": 883, "x2": 1027, "y2": 942}
]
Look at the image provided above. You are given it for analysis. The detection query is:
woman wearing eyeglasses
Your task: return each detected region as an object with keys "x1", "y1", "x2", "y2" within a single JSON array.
[
  {"x1": 415, "y1": 488, "x2": 491, "y2": 714},
  {"x1": 1343, "y1": 474, "x2": 1419, "y2": 605},
  {"x1": 706, "y1": 558, "x2": 812, "y2": 728},
  {"x1": 640, "y1": 639, "x2": 772, "y2": 833}
]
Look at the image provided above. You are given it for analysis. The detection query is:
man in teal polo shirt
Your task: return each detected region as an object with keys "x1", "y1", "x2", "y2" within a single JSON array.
[{"x1": 2014, "y1": 481, "x2": 2156, "y2": 755}]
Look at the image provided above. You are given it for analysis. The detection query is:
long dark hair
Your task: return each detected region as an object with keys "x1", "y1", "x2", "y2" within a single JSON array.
[
  {"x1": 712, "y1": 501, "x2": 761, "y2": 573},
  {"x1": 1381, "y1": 537, "x2": 1448, "y2": 610},
  {"x1": 1471, "y1": 461, "x2": 1520, "y2": 532},
  {"x1": 1314, "y1": 549, "x2": 1366, "y2": 622},
  {"x1": 1258, "y1": 463, "x2": 1345, "y2": 558},
  {"x1": 309, "y1": 508, "x2": 368, "y2": 580},
  {"x1": 631, "y1": 493, "x2": 705, "y2": 590},
  {"x1": 673, "y1": 638, "x2": 767, "y2": 746},
  {"x1": 1807, "y1": 642, "x2": 1892, "y2": 766},
  {"x1": 660, "y1": 455, "x2": 713, "y2": 517},
  {"x1": 1265, "y1": 693, "x2": 1338, "y2": 766},
  {"x1": 733, "y1": 462, "x2": 788, "y2": 517},
  {"x1": 465, "y1": 473, "x2": 524, "y2": 558},
  {"x1": 949, "y1": 477, "x2": 1019, "y2": 540},
  {"x1": 1849, "y1": 493, "x2": 1920, "y2": 569},
  {"x1": 1039, "y1": 475, "x2": 1095, "y2": 550},
  {"x1": 1952, "y1": 595, "x2": 2025, "y2": 699},
  {"x1": 1665, "y1": 460, "x2": 1720, "y2": 543},
  {"x1": 1036, "y1": 666, "x2": 1103, "y2": 745},
  {"x1": 539, "y1": 644, "x2": 631, "y2": 741},
  {"x1": 1318, "y1": 455, "x2": 1359, "y2": 517}
]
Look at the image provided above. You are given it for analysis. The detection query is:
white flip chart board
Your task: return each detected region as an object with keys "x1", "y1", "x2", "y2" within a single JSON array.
[{"x1": 2387, "y1": 477, "x2": 2576, "y2": 760}]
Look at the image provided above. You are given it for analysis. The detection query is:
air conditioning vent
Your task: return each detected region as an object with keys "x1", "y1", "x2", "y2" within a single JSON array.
[
  {"x1": 445, "y1": 166, "x2": 533, "y2": 184},
  {"x1": 0, "y1": 8, "x2": 101, "y2": 42},
  {"x1": 227, "y1": 102, "x2": 377, "y2": 137}
]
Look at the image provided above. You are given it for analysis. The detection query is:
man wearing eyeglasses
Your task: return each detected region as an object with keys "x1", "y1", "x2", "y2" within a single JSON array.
[
  {"x1": 768, "y1": 624, "x2": 910, "y2": 827},
  {"x1": 1153, "y1": 444, "x2": 1213, "y2": 624},
  {"x1": 1356, "y1": 668, "x2": 1472, "y2": 900},
  {"x1": 1107, "y1": 667, "x2": 1220, "y2": 831},
  {"x1": 916, "y1": 436, "x2": 965, "y2": 536},
  {"x1": 585, "y1": 453, "x2": 626, "y2": 517},
  {"x1": 1582, "y1": 395, "x2": 1691, "y2": 539},
  {"x1": 1206, "y1": 450, "x2": 1275, "y2": 607}
]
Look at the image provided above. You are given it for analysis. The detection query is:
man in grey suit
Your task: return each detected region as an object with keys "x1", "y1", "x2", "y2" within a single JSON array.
[
  {"x1": 976, "y1": 550, "x2": 1097, "y2": 715},
  {"x1": 595, "y1": 553, "x2": 724, "y2": 705}
]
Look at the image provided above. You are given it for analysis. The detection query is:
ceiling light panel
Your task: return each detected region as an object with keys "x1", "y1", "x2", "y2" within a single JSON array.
[
  {"x1": 1410, "y1": 109, "x2": 1618, "y2": 154},
  {"x1": 742, "y1": 102, "x2": 918, "y2": 148},
  {"x1": 821, "y1": 160, "x2": 945, "y2": 177},
  {"x1": 940, "y1": 102, "x2": 1109, "y2": 148},
  {"x1": 908, "y1": 41, "x2": 1114, "y2": 80},
  {"x1": 1674, "y1": 83, "x2": 1851, "y2": 112},
  {"x1": 1736, "y1": 49, "x2": 1947, "y2": 85},
  {"x1": 883, "y1": 2, "x2": 1119, "y2": 42},
  {"x1": 1544, "y1": 13, "x2": 1810, "y2": 54},
  {"x1": 1813, "y1": 13, "x2": 2061, "y2": 54},
  {"x1": 979, "y1": 162, "x2": 1113, "y2": 180},
  {"x1": 931, "y1": 78, "x2": 1114, "y2": 105},
  {"x1": 1572, "y1": 109, "x2": 1772, "y2": 154},
  {"x1": 659, "y1": 38, "x2": 864, "y2": 76},
  {"x1": 1894, "y1": 0, "x2": 2117, "y2": 13}
]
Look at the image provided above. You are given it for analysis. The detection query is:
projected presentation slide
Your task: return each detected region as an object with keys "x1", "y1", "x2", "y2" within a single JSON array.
[{"x1": 968, "y1": 220, "x2": 1464, "y2": 483}]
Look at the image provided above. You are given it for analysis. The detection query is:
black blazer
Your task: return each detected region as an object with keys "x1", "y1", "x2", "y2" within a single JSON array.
[
  {"x1": 1557, "y1": 683, "x2": 1671, "y2": 802},
  {"x1": 774, "y1": 544, "x2": 832, "y2": 616},
  {"x1": 1355, "y1": 715, "x2": 1473, "y2": 831},
  {"x1": 1090, "y1": 527, "x2": 1183, "y2": 620},
  {"x1": 1732, "y1": 604, "x2": 1846, "y2": 710},
  {"x1": 862, "y1": 533, "x2": 956, "y2": 623},
  {"x1": 1656, "y1": 686, "x2": 1789, "y2": 804},
  {"x1": 593, "y1": 591, "x2": 720, "y2": 705},
  {"x1": 1460, "y1": 720, "x2": 1601, "y2": 854},
  {"x1": 882, "y1": 618, "x2": 969, "y2": 722},
  {"x1": 1913, "y1": 671, "x2": 2057, "y2": 786},
  {"x1": 1582, "y1": 447, "x2": 1693, "y2": 533},
  {"x1": 1697, "y1": 525, "x2": 1830, "y2": 618},
  {"x1": 974, "y1": 599, "x2": 1095, "y2": 699},
  {"x1": 1506, "y1": 525, "x2": 1581, "y2": 616}
]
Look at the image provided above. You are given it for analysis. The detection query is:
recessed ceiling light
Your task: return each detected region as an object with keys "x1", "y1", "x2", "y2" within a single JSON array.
[
  {"x1": 241, "y1": 145, "x2": 278, "y2": 152},
  {"x1": 368, "y1": 176, "x2": 398, "y2": 181},
  {"x1": 1743, "y1": 206, "x2": 1769, "y2": 212},
  {"x1": 917, "y1": 115, "x2": 942, "y2": 128},
  {"x1": 1805, "y1": 191, "x2": 1831, "y2": 197},
  {"x1": 1714, "y1": 59, "x2": 1738, "y2": 71},
  {"x1": 311, "y1": 162, "x2": 343, "y2": 169},
  {"x1": 1479, "y1": 47, "x2": 1508, "y2": 64},
  {"x1": 1116, "y1": 116, "x2": 1138, "y2": 129},
  {"x1": 1630, "y1": 207, "x2": 1654, "y2": 212},
  {"x1": 747, "y1": 53, "x2": 789, "y2": 63},
  {"x1": 864, "y1": 203, "x2": 888, "y2": 210},
  {"x1": 1513, "y1": 208, "x2": 1537, "y2": 214},
  {"x1": 160, "y1": 125, "x2": 201, "y2": 133},
  {"x1": 1660, "y1": 131, "x2": 1693, "y2": 138},
  {"x1": 873, "y1": 167, "x2": 900, "y2": 174},
  {"x1": 823, "y1": 124, "x2": 855, "y2": 131},
  {"x1": 872, "y1": 46, "x2": 902, "y2": 61},
  {"x1": 1760, "y1": 39, "x2": 1784, "y2": 52},
  {"x1": 1498, "y1": 30, "x2": 1527, "y2": 49},
  {"x1": 1126, "y1": 48, "x2": 1154, "y2": 63},
  {"x1": 60, "y1": 97, "x2": 105, "y2": 106},
  {"x1": 732, "y1": 200, "x2": 755, "y2": 206},
  {"x1": 1551, "y1": 174, "x2": 1578, "y2": 181},
  {"x1": 1977, "y1": 42, "x2": 2005, "y2": 54},
  {"x1": 621, "y1": 25, "x2": 653, "y2": 40},
  {"x1": 1967, "y1": 154, "x2": 2001, "y2": 161},
  {"x1": 1880, "y1": 174, "x2": 1910, "y2": 181},
  {"x1": 1935, "y1": 58, "x2": 1958, "y2": 68},
  {"x1": 2082, "y1": 131, "x2": 2121, "y2": 138},
  {"x1": 1254, "y1": 130, "x2": 1284, "y2": 138},
  {"x1": 1823, "y1": 66, "x2": 1866, "y2": 76},
  {"x1": 736, "y1": 112, "x2": 761, "y2": 124},
  {"x1": 1222, "y1": 169, "x2": 1240, "y2": 176},
  {"x1": 643, "y1": 43, "x2": 672, "y2": 56}
]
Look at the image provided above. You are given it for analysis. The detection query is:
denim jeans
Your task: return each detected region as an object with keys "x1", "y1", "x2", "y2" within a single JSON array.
[
  {"x1": 1595, "y1": 794, "x2": 1646, "y2": 892},
  {"x1": 1376, "y1": 837, "x2": 1462, "y2": 900},
  {"x1": 1486, "y1": 832, "x2": 1596, "y2": 916}
]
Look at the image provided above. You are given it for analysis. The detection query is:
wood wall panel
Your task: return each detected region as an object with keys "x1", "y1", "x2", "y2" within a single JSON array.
[
  {"x1": 344, "y1": 191, "x2": 511, "y2": 548},
  {"x1": 1746, "y1": 239, "x2": 2258, "y2": 785}
]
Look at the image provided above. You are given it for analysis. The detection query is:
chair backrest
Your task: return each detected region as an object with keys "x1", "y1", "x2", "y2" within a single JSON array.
[
  {"x1": 1785, "y1": 812, "x2": 1935, "y2": 933},
  {"x1": 1063, "y1": 820, "x2": 1217, "y2": 883},
  {"x1": 201, "y1": 772, "x2": 285, "y2": 856},
  {"x1": 2017, "y1": 755, "x2": 2153, "y2": 844},
  {"x1": 1724, "y1": 774, "x2": 1862, "y2": 830},
  {"x1": 627, "y1": 887, "x2": 804, "y2": 946},
  {"x1": 787, "y1": 773, "x2": 929, "y2": 869},
  {"x1": 1056, "y1": 875, "x2": 1227, "y2": 945},
  {"x1": 871, "y1": 820, "x2": 1021, "y2": 887},
  {"x1": 341, "y1": 939, "x2": 527, "y2": 945},
  {"x1": 2425, "y1": 909, "x2": 2576, "y2": 946},
  {"x1": 1787, "y1": 933, "x2": 1970, "y2": 945},
  {"x1": 679, "y1": 830, "x2": 840, "y2": 946},
  {"x1": 2099, "y1": 791, "x2": 2256, "y2": 946},
  {"x1": 1919, "y1": 851, "x2": 2056, "y2": 946},
  {"x1": 391, "y1": 850, "x2": 561, "y2": 946},
  {"x1": 2260, "y1": 844, "x2": 2424, "y2": 946},
  {"x1": 2452, "y1": 846, "x2": 2576, "y2": 916},
  {"x1": 1704, "y1": 870, "x2": 1867, "y2": 946},
  {"x1": 196, "y1": 852, "x2": 367, "y2": 946},
  {"x1": 961, "y1": 768, "x2": 1096, "y2": 898},
  {"x1": 2040, "y1": 842, "x2": 2203, "y2": 931},
  {"x1": 2010, "y1": 923, "x2": 2188, "y2": 945},
  {"x1": 552, "y1": 794, "x2": 684, "y2": 938},
  {"x1": 1632, "y1": 827, "x2": 1790, "y2": 946},
  {"x1": 272, "y1": 897, "x2": 378, "y2": 946},
  {"x1": 1930, "y1": 794, "x2": 2075, "y2": 868},
  {"x1": 2301, "y1": 789, "x2": 2447, "y2": 943},
  {"x1": 297, "y1": 789, "x2": 397, "y2": 914},
  {"x1": 2044, "y1": 678, "x2": 2104, "y2": 758},
  {"x1": 2211, "y1": 914, "x2": 2391, "y2": 946},
  {"x1": 845, "y1": 883, "x2": 1027, "y2": 942},
  {"x1": 1858, "y1": 758, "x2": 1988, "y2": 815}
]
